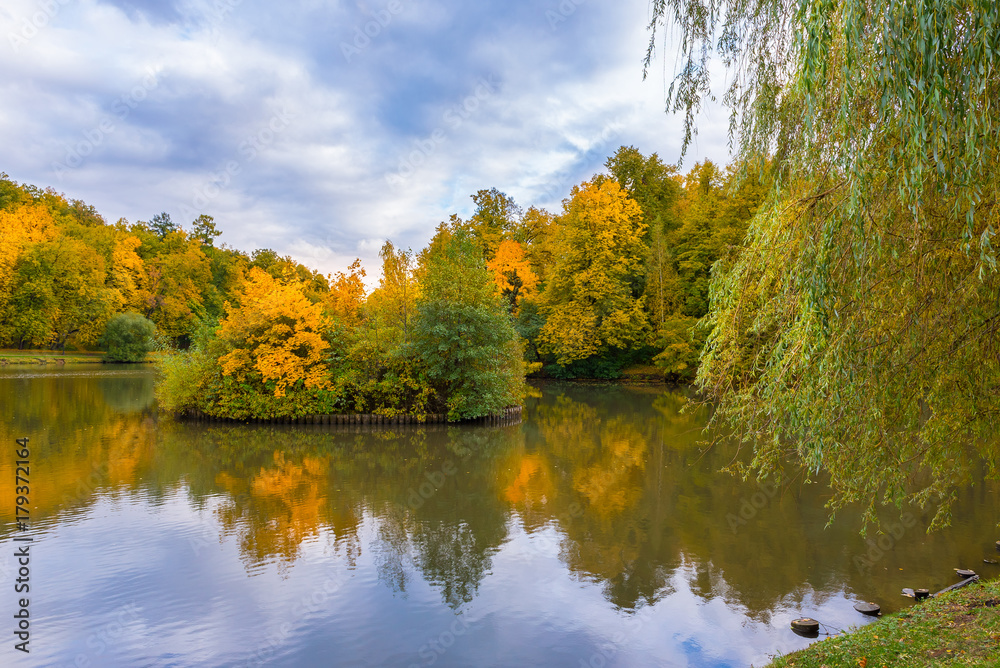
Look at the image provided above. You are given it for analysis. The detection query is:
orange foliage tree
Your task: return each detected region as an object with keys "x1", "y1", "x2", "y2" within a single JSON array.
[{"x1": 486, "y1": 239, "x2": 538, "y2": 313}]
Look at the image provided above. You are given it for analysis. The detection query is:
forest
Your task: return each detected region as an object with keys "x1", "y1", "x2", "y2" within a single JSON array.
[{"x1": 0, "y1": 146, "x2": 769, "y2": 420}]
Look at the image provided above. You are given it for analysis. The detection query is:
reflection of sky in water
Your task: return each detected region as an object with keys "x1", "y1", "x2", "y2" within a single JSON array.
[
  {"x1": 2, "y1": 371, "x2": 994, "y2": 667},
  {"x1": 3, "y1": 492, "x2": 874, "y2": 667}
]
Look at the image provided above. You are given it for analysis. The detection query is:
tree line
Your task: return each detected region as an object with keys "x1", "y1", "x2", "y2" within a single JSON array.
[
  {"x1": 0, "y1": 174, "x2": 328, "y2": 351},
  {"x1": 0, "y1": 147, "x2": 769, "y2": 419}
]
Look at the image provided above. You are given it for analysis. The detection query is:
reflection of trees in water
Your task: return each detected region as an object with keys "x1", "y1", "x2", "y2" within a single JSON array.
[
  {"x1": 99, "y1": 373, "x2": 156, "y2": 413},
  {"x1": 156, "y1": 422, "x2": 519, "y2": 607},
  {"x1": 519, "y1": 385, "x2": 1000, "y2": 619},
  {"x1": 5, "y1": 370, "x2": 999, "y2": 619},
  {"x1": 0, "y1": 370, "x2": 157, "y2": 521},
  {"x1": 528, "y1": 390, "x2": 669, "y2": 610},
  {"x1": 375, "y1": 510, "x2": 412, "y2": 595},
  {"x1": 211, "y1": 451, "x2": 347, "y2": 576},
  {"x1": 413, "y1": 521, "x2": 501, "y2": 609}
]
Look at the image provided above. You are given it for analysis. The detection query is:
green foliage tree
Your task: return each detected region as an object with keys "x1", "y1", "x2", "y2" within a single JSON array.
[
  {"x1": 647, "y1": 0, "x2": 1000, "y2": 526},
  {"x1": 100, "y1": 312, "x2": 157, "y2": 362},
  {"x1": 468, "y1": 188, "x2": 523, "y2": 259},
  {"x1": 411, "y1": 230, "x2": 524, "y2": 420},
  {"x1": 605, "y1": 146, "x2": 680, "y2": 236},
  {"x1": 191, "y1": 214, "x2": 222, "y2": 247},
  {"x1": 149, "y1": 212, "x2": 177, "y2": 238}
]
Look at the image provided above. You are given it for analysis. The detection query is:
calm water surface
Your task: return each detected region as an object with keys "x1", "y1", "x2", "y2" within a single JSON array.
[{"x1": 1, "y1": 366, "x2": 998, "y2": 667}]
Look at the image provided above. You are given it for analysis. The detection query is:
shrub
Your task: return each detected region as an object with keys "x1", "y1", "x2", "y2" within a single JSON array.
[{"x1": 99, "y1": 312, "x2": 156, "y2": 362}]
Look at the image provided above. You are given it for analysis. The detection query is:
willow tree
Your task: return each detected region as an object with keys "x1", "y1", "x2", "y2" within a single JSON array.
[{"x1": 646, "y1": 1, "x2": 1000, "y2": 526}]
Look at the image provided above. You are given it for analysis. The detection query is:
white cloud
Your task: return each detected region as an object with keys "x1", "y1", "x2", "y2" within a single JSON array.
[{"x1": 1, "y1": 0, "x2": 733, "y2": 278}]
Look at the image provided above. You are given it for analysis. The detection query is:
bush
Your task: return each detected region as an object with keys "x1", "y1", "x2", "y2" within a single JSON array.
[
  {"x1": 99, "y1": 312, "x2": 156, "y2": 362},
  {"x1": 411, "y1": 230, "x2": 524, "y2": 420}
]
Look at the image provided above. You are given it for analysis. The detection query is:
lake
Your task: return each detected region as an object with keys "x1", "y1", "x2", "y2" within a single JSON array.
[{"x1": 1, "y1": 366, "x2": 997, "y2": 667}]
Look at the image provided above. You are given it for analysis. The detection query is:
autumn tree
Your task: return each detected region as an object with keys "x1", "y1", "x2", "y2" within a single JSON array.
[
  {"x1": 366, "y1": 241, "x2": 417, "y2": 347},
  {"x1": 519, "y1": 206, "x2": 556, "y2": 284},
  {"x1": 142, "y1": 230, "x2": 212, "y2": 341},
  {"x1": 0, "y1": 203, "x2": 58, "y2": 345},
  {"x1": 6, "y1": 237, "x2": 117, "y2": 349},
  {"x1": 108, "y1": 232, "x2": 149, "y2": 315},
  {"x1": 216, "y1": 267, "x2": 331, "y2": 398},
  {"x1": 412, "y1": 230, "x2": 524, "y2": 420},
  {"x1": 647, "y1": 0, "x2": 1000, "y2": 526},
  {"x1": 605, "y1": 146, "x2": 680, "y2": 236},
  {"x1": 325, "y1": 259, "x2": 367, "y2": 328},
  {"x1": 486, "y1": 239, "x2": 538, "y2": 313},
  {"x1": 467, "y1": 188, "x2": 523, "y2": 259},
  {"x1": 537, "y1": 179, "x2": 649, "y2": 368},
  {"x1": 249, "y1": 248, "x2": 329, "y2": 302}
]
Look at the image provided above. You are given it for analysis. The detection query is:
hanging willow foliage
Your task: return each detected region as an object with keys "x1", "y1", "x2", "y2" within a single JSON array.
[{"x1": 647, "y1": 0, "x2": 1000, "y2": 527}]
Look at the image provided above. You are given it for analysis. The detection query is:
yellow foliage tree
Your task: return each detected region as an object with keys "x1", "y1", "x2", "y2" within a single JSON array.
[
  {"x1": 0, "y1": 204, "x2": 58, "y2": 341},
  {"x1": 366, "y1": 241, "x2": 417, "y2": 347},
  {"x1": 538, "y1": 179, "x2": 649, "y2": 365},
  {"x1": 108, "y1": 234, "x2": 148, "y2": 314},
  {"x1": 144, "y1": 231, "x2": 211, "y2": 339},
  {"x1": 0, "y1": 203, "x2": 56, "y2": 277},
  {"x1": 325, "y1": 258, "x2": 367, "y2": 327},
  {"x1": 217, "y1": 268, "x2": 331, "y2": 397}
]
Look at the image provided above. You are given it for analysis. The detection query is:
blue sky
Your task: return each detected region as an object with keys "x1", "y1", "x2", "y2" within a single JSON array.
[{"x1": 0, "y1": 0, "x2": 730, "y2": 275}]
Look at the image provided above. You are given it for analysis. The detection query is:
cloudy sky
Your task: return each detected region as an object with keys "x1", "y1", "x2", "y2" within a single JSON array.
[{"x1": 0, "y1": 0, "x2": 730, "y2": 276}]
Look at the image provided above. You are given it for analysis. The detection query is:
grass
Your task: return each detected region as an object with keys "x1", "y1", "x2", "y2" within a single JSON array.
[
  {"x1": 767, "y1": 578, "x2": 1000, "y2": 667},
  {"x1": 618, "y1": 364, "x2": 668, "y2": 381},
  {"x1": 0, "y1": 349, "x2": 107, "y2": 364}
]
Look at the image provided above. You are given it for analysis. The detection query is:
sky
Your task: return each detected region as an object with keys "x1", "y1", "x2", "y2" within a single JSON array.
[{"x1": 0, "y1": 0, "x2": 730, "y2": 276}]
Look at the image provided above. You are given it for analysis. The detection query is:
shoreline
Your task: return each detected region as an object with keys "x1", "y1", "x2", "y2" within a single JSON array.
[
  {"x1": 766, "y1": 576, "x2": 1000, "y2": 667},
  {"x1": 0, "y1": 352, "x2": 158, "y2": 366},
  {"x1": 0, "y1": 354, "x2": 106, "y2": 365}
]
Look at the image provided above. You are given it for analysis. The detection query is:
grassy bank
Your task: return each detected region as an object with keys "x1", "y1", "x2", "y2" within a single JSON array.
[
  {"x1": 0, "y1": 349, "x2": 107, "y2": 365},
  {"x1": 767, "y1": 578, "x2": 1000, "y2": 667}
]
